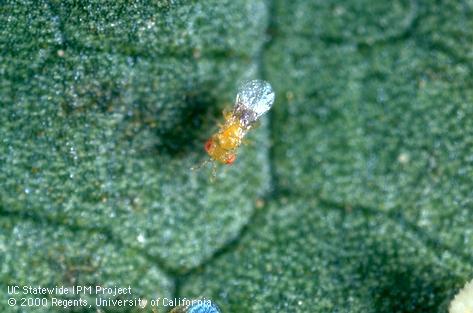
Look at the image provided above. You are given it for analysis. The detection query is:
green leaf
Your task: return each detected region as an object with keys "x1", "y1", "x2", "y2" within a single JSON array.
[
  {"x1": 266, "y1": 1, "x2": 473, "y2": 255},
  {"x1": 0, "y1": 0, "x2": 270, "y2": 275},
  {"x1": 180, "y1": 0, "x2": 473, "y2": 311},
  {"x1": 1, "y1": 0, "x2": 270, "y2": 311},
  {"x1": 181, "y1": 198, "x2": 473, "y2": 312},
  {"x1": 2, "y1": 0, "x2": 473, "y2": 312},
  {"x1": 0, "y1": 217, "x2": 173, "y2": 313}
]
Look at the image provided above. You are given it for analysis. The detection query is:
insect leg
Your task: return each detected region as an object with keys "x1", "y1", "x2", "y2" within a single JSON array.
[{"x1": 190, "y1": 158, "x2": 210, "y2": 171}]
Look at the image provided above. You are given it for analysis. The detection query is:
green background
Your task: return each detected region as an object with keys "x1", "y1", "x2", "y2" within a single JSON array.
[{"x1": 1, "y1": 0, "x2": 472, "y2": 312}]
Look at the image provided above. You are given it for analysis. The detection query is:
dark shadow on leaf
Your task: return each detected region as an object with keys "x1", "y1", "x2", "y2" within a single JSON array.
[
  {"x1": 354, "y1": 240, "x2": 458, "y2": 313},
  {"x1": 115, "y1": 83, "x2": 223, "y2": 161},
  {"x1": 156, "y1": 87, "x2": 221, "y2": 158}
]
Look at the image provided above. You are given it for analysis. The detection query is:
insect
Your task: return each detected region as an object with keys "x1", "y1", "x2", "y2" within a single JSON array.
[{"x1": 203, "y1": 79, "x2": 275, "y2": 166}]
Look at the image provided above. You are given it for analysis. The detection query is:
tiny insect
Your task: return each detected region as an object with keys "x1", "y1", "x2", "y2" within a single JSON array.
[{"x1": 198, "y1": 79, "x2": 275, "y2": 170}]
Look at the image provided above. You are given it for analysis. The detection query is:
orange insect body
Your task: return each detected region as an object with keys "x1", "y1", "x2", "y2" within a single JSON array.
[
  {"x1": 204, "y1": 80, "x2": 275, "y2": 165},
  {"x1": 205, "y1": 112, "x2": 246, "y2": 164}
]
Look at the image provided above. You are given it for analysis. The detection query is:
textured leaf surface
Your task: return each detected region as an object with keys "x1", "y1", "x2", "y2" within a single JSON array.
[
  {"x1": 181, "y1": 0, "x2": 473, "y2": 311},
  {"x1": 0, "y1": 0, "x2": 270, "y2": 277},
  {"x1": 181, "y1": 198, "x2": 473, "y2": 312},
  {"x1": 267, "y1": 0, "x2": 473, "y2": 256},
  {"x1": 0, "y1": 218, "x2": 173, "y2": 313},
  {"x1": 269, "y1": 39, "x2": 473, "y2": 249},
  {"x1": 2, "y1": 0, "x2": 473, "y2": 312}
]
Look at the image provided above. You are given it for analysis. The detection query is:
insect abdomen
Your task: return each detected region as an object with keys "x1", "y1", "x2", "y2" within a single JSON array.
[{"x1": 205, "y1": 120, "x2": 243, "y2": 164}]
